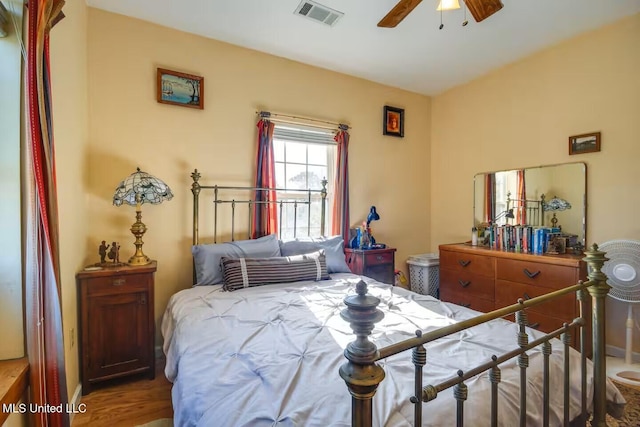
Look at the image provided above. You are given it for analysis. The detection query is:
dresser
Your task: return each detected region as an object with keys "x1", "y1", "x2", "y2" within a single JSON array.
[
  {"x1": 439, "y1": 243, "x2": 589, "y2": 349},
  {"x1": 345, "y1": 247, "x2": 396, "y2": 285},
  {"x1": 77, "y1": 262, "x2": 156, "y2": 394}
]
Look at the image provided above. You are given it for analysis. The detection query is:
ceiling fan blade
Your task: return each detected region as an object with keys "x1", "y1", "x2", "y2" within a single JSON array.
[
  {"x1": 464, "y1": 0, "x2": 503, "y2": 22},
  {"x1": 378, "y1": 0, "x2": 423, "y2": 28}
]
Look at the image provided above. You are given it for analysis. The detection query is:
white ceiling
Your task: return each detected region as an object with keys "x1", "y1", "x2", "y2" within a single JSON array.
[{"x1": 85, "y1": 0, "x2": 640, "y2": 95}]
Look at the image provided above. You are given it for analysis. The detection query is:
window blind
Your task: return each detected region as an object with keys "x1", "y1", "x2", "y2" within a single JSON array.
[{"x1": 273, "y1": 125, "x2": 336, "y2": 145}]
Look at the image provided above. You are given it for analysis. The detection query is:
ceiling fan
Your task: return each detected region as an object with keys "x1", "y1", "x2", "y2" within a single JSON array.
[{"x1": 378, "y1": 0, "x2": 504, "y2": 28}]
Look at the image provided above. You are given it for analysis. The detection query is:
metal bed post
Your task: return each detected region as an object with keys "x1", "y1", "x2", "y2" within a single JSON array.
[
  {"x1": 191, "y1": 169, "x2": 201, "y2": 246},
  {"x1": 409, "y1": 331, "x2": 426, "y2": 425},
  {"x1": 562, "y1": 324, "x2": 572, "y2": 426},
  {"x1": 489, "y1": 355, "x2": 501, "y2": 427},
  {"x1": 583, "y1": 244, "x2": 610, "y2": 427},
  {"x1": 577, "y1": 288, "x2": 588, "y2": 425},
  {"x1": 339, "y1": 281, "x2": 386, "y2": 427},
  {"x1": 516, "y1": 303, "x2": 530, "y2": 427},
  {"x1": 321, "y1": 178, "x2": 327, "y2": 236}
]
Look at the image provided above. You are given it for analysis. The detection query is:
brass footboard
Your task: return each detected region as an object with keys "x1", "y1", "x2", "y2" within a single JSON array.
[{"x1": 340, "y1": 244, "x2": 610, "y2": 427}]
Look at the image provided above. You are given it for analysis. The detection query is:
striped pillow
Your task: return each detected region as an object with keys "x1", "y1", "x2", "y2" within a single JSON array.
[{"x1": 221, "y1": 250, "x2": 329, "y2": 291}]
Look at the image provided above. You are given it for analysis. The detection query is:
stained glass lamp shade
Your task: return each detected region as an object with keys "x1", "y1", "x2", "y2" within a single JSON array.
[
  {"x1": 113, "y1": 168, "x2": 173, "y2": 265},
  {"x1": 543, "y1": 196, "x2": 571, "y2": 229}
]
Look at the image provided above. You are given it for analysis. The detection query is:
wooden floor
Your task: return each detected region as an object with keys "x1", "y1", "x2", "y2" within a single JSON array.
[{"x1": 71, "y1": 359, "x2": 173, "y2": 427}]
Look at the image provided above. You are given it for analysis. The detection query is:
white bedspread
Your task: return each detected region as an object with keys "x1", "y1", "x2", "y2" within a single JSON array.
[{"x1": 162, "y1": 274, "x2": 624, "y2": 427}]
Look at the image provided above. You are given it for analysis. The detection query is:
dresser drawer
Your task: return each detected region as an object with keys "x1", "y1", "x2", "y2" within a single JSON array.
[
  {"x1": 84, "y1": 274, "x2": 151, "y2": 296},
  {"x1": 495, "y1": 280, "x2": 576, "y2": 319},
  {"x1": 496, "y1": 258, "x2": 577, "y2": 290},
  {"x1": 440, "y1": 250, "x2": 495, "y2": 277},
  {"x1": 440, "y1": 288, "x2": 495, "y2": 313},
  {"x1": 440, "y1": 268, "x2": 495, "y2": 301},
  {"x1": 364, "y1": 251, "x2": 394, "y2": 266}
]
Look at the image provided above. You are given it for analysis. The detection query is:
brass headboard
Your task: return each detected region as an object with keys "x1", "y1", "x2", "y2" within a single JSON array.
[
  {"x1": 506, "y1": 191, "x2": 545, "y2": 226},
  {"x1": 190, "y1": 169, "x2": 328, "y2": 245}
]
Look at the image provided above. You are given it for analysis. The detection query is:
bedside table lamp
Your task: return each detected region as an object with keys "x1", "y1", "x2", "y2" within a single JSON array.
[
  {"x1": 113, "y1": 167, "x2": 173, "y2": 265},
  {"x1": 543, "y1": 196, "x2": 571, "y2": 229}
]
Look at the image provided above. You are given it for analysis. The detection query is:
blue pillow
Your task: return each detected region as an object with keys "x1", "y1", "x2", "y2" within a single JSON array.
[
  {"x1": 192, "y1": 234, "x2": 281, "y2": 285},
  {"x1": 279, "y1": 235, "x2": 351, "y2": 274}
]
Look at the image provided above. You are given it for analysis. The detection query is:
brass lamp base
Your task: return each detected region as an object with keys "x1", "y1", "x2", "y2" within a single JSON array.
[
  {"x1": 128, "y1": 205, "x2": 152, "y2": 266},
  {"x1": 128, "y1": 253, "x2": 151, "y2": 266}
]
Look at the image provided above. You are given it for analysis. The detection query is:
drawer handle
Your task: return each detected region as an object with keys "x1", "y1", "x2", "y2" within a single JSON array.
[
  {"x1": 523, "y1": 269, "x2": 540, "y2": 279},
  {"x1": 459, "y1": 302, "x2": 471, "y2": 308},
  {"x1": 458, "y1": 280, "x2": 471, "y2": 288},
  {"x1": 527, "y1": 322, "x2": 540, "y2": 330},
  {"x1": 523, "y1": 292, "x2": 532, "y2": 300},
  {"x1": 376, "y1": 255, "x2": 384, "y2": 261},
  {"x1": 140, "y1": 294, "x2": 147, "y2": 305},
  {"x1": 458, "y1": 260, "x2": 471, "y2": 267},
  {"x1": 112, "y1": 278, "x2": 126, "y2": 286}
]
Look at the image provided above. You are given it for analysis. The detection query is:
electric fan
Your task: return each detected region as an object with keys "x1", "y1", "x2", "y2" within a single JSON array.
[{"x1": 599, "y1": 239, "x2": 640, "y2": 386}]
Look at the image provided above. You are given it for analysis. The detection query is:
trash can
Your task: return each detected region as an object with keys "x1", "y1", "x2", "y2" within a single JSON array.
[{"x1": 407, "y1": 253, "x2": 439, "y2": 298}]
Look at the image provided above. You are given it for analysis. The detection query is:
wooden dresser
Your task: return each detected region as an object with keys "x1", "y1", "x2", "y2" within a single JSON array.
[
  {"x1": 439, "y1": 243, "x2": 589, "y2": 348},
  {"x1": 77, "y1": 262, "x2": 156, "y2": 394},
  {"x1": 345, "y1": 247, "x2": 396, "y2": 285}
]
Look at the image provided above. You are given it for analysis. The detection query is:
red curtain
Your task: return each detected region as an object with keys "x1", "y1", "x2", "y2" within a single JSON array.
[
  {"x1": 24, "y1": 1, "x2": 69, "y2": 426},
  {"x1": 516, "y1": 169, "x2": 527, "y2": 225},
  {"x1": 252, "y1": 119, "x2": 278, "y2": 238},
  {"x1": 331, "y1": 128, "x2": 350, "y2": 244},
  {"x1": 484, "y1": 173, "x2": 495, "y2": 223}
]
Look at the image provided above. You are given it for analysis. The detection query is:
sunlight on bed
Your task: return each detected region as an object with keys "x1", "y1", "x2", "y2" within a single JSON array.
[{"x1": 299, "y1": 276, "x2": 458, "y2": 351}]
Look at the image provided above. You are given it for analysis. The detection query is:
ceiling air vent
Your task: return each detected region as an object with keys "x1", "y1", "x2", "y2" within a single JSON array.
[{"x1": 294, "y1": 0, "x2": 344, "y2": 27}]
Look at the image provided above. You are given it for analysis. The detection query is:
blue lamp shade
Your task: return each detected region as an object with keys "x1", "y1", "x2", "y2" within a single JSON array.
[
  {"x1": 366, "y1": 206, "x2": 380, "y2": 226},
  {"x1": 113, "y1": 167, "x2": 173, "y2": 206}
]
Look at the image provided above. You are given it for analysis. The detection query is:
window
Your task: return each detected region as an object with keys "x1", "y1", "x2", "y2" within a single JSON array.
[
  {"x1": 494, "y1": 170, "x2": 517, "y2": 225},
  {"x1": 273, "y1": 124, "x2": 336, "y2": 239}
]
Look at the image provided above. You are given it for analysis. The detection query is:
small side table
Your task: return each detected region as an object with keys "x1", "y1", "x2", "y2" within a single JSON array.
[
  {"x1": 76, "y1": 262, "x2": 156, "y2": 394},
  {"x1": 344, "y1": 247, "x2": 396, "y2": 285}
]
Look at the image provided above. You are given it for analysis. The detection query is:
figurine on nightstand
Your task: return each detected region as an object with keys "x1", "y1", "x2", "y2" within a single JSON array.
[
  {"x1": 98, "y1": 240, "x2": 109, "y2": 264},
  {"x1": 107, "y1": 241, "x2": 120, "y2": 263}
]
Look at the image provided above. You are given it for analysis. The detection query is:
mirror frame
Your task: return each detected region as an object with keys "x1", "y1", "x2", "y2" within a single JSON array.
[{"x1": 473, "y1": 162, "x2": 587, "y2": 249}]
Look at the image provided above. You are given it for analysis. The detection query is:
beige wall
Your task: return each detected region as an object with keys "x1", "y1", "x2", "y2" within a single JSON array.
[
  {"x1": 431, "y1": 14, "x2": 640, "y2": 353},
  {"x1": 50, "y1": 0, "x2": 89, "y2": 400},
  {"x1": 0, "y1": 0, "x2": 24, "y2": 361},
  {"x1": 86, "y1": 9, "x2": 431, "y2": 347}
]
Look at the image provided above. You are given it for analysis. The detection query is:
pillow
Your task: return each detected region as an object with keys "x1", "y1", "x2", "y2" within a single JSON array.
[
  {"x1": 279, "y1": 235, "x2": 351, "y2": 274},
  {"x1": 192, "y1": 234, "x2": 281, "y2": 285},
  {"x1": 221, "y1": 250, "x2": 330, "y2": 292}
]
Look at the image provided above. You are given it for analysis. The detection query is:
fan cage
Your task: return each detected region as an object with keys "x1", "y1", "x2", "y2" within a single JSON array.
[{"x1": 598, "y1": 239, "x2": 640, "y2": 303}]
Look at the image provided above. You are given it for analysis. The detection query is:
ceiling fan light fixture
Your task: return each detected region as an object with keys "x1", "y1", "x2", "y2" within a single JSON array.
[{"x1": 436, "y1": 0, "x2": 461, "y2": 11}]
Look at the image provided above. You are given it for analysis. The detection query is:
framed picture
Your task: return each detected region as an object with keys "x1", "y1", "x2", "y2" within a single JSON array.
[
  {"x1": 157, "y1": 68, "x2": 204, "y2": 109},
  {"x1": 383, "y1": 106, "x2": 404, "y2": 137},
  {"x1": 568, "y1": 131, "x2": 600, "y2": 155}
]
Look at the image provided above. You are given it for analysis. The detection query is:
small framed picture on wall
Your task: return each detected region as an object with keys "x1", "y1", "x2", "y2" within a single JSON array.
[
  {"x1": 383, "y1": 106, "x2": 404, "y2": 138},
  {"x1": 568, "y1": 131, "x2": 600, "y2": 155}
]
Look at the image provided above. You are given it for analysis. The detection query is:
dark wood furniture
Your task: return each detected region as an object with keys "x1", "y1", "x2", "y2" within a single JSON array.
[
  {"x1": 77, "y1": 262, "x2": 156, "y2": 395},
  {"x1": 344, "y1": 247, "x2": 396, "y2": 285},
  {"x1": 439, "y1": 243, "x2": 589, "y2": 349}
]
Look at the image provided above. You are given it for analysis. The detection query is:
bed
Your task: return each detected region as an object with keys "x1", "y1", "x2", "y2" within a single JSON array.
[{"x1": 161, "y1": 170, "x2": 625, "y2": 426}]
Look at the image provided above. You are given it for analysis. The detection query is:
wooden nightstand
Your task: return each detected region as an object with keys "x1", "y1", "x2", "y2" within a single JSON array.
[
  {"x1": 344, "y1": 247, "x2": 396, "y2": 285},
  {"x1": 76, "y1": 262, "x2": 156, "y2": 395}
]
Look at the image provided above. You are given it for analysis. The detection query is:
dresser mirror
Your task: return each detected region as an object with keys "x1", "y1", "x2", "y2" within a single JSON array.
[{"x1": 473, "y1": 162, "x2": 587, "y2": 248}]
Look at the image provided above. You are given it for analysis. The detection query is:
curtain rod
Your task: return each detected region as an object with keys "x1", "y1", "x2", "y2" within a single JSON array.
[{"x1": 257, "y1": 111, "x2": 350, "y2": 130}]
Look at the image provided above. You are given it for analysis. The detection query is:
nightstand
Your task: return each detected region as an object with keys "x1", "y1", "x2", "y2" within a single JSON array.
[
  {"x1": 344, "y1": 247, "x2": 396, "y2": 285},
  {"x1": 76, "y1": 262, "x2": 156, "y2": 395}
]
